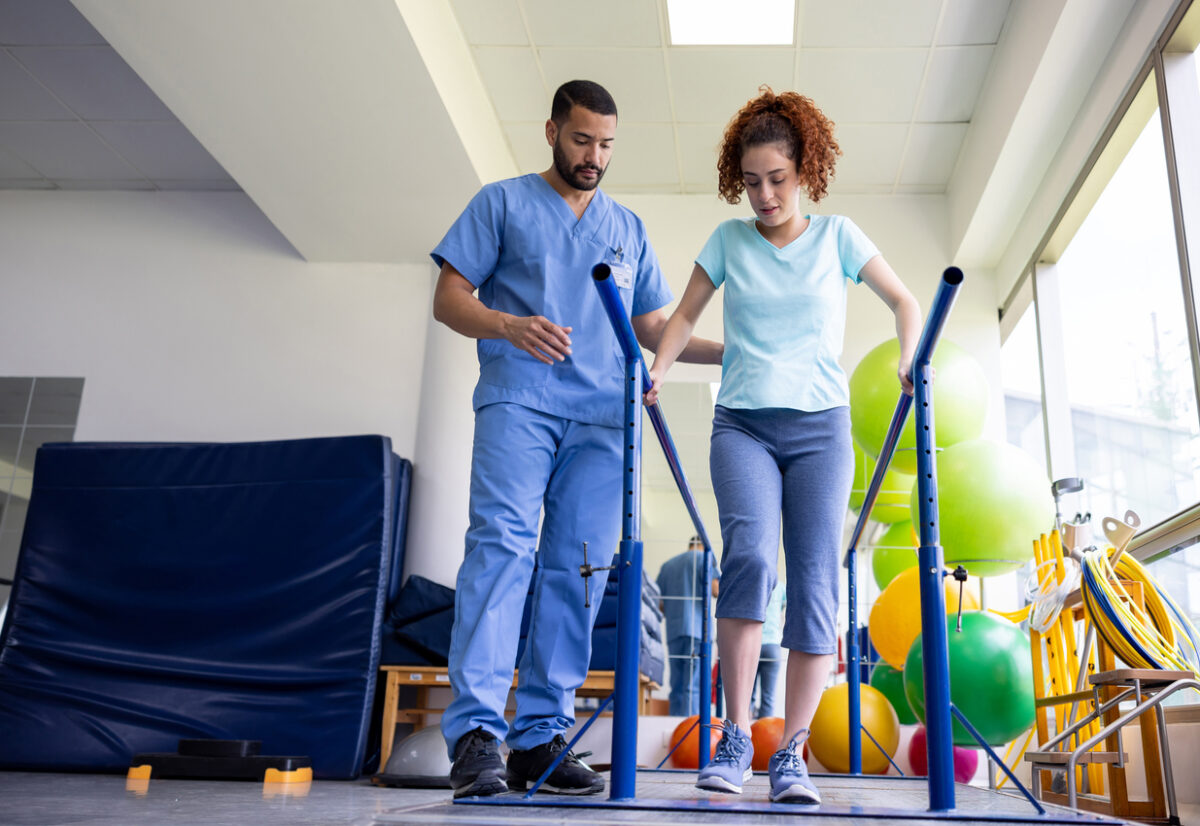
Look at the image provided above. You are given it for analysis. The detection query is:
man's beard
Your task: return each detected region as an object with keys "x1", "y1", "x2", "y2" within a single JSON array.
[{"x1": 553, "y1": 137, "x2": 606, "y2": 191}]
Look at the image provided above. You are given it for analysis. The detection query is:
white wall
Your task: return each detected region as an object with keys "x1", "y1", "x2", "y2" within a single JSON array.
[{"x1": 0, "y1": 191, "x2": 430, "y2": 454}]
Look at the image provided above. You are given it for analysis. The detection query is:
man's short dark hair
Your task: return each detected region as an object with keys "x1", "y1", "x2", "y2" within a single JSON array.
[{"x1": 551, "y1": 80, "x2": 617, "y2": 124}]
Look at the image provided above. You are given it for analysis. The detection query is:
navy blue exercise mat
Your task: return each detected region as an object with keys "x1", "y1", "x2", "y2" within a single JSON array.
[{"x1": 0, "y1": 436, "x2": 400, "y2": 779}]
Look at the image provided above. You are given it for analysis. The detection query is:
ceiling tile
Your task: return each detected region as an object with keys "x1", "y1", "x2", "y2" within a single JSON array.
[
  {"x1": 829, "y1": 123, "x2": 908, "y2": 188},
  {"x1": 798, "y1": 49, "x2": 926, "y2": 123},
  {"x1": 521, "y1": 0, "x2": 662, "y2": 47},
  {"x1": 937, "y1": 0, "x2": 1011, "y2": 45},
  {"x1": 668, "y1": 49, "x2": 793, "y2": 123},
  {"x1": 0, "y1": 121, "x2": 141, "y2": 179},
  {"x1": 502, "y1": 121, "x2": 549, "y2": 173},
  {"x1": 900, "y1": 122, "x2": 968, "y2": 186},
  {"x1": 800, "y1": 0, "x2": 940, "y2": 47},
  {"x1": 91, "y1": 121, "x2": 232, "y2": 180},
  {"x1": 473, "y1": 46, "x2": 547, "y2": 121},
  {"x1": 0, "y1": 141, "x2": 38, "y2": 176},
  {"x1": 450, "y1": 0, "x2": 528, "y2": 46},
  {"x1": 600, "y1": 122, "x2": 678, "y2": 190},
  {"x1": 10, "y1": 46, "x2": 174, "y2": 120},
  {"x1": 538, "y1": 48, "x2": 671, "y2": 122},
  {"x1": 0, "y1": 177, "x2": 52, "y2": 188},
  {"x1": 916, "y1": 45, "x2": 993, "y2": 122},
  {"x1": 0, "y1": 0, "x2": 105, "y2": 46},
  {"x1": 0, "y1": 51, "x2": 73, "y2": 119},
  {"x1": 52, "y1": 178, "x2": 153, "y2": 190},
  {"x1": 154, "y1": 179, "x2": 241, "y2": 191},
  {"x1": 676, "y1": 122, "x2": 723, "y2": 190}
]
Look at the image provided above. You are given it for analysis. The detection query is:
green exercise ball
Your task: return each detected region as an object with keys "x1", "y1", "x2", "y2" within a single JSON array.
[
  {"x1": 848, "y1": 440, "x2": 917, "y2": 524},
  {"x1": 903, "y1": 611, "x2": 1035, "y2": 746},
  {"x1": 870, "y1": 662, "x2": 918, "y2": 725},
  {"x1": 872, "y1": 521, "x2": 918, "y2": 589},
  {"x1": 849, "y1": 338, "x2": 988, "y2": 475},
  {"x1": 912, "y1": 438, "x2": 1053, "y2": 577}
]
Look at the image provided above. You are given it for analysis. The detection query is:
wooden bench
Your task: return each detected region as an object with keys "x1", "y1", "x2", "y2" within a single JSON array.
[{"x1": 378, "y1": 665, "x2": 659, "y2": 769}]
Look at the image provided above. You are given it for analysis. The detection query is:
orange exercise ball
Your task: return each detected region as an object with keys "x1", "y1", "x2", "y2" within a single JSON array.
[
  {"x1": 808, "y1": 683, "x2": 899, "y2": 775},
  {"x1": 750, "y1": 717, "x2": 785, "y2": 770},
  {"x1": 668, "y1": 715, "x2": 723, "y2": 769},
  {"x1": 868, "y1": 566, "x2": 980, "y2": 669}
]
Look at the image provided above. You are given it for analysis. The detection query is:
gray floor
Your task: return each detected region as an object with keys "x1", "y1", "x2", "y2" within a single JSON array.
[{"x1": 3, "y1": 770, "x2": 1182, "y2": 826}]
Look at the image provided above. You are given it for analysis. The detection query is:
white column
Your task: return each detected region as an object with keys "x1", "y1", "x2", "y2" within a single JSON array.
[
  {"x1": 1032, "y1": 261, "x2": 1078, "y2": 480},
  {"x1": 401, "y1": 264, "x2": 477, "y2": 588}
]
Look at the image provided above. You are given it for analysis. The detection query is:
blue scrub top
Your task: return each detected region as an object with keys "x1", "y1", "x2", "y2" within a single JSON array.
[
  {"x1": 655, "y1": 549, "x2": 720, "y2": 641},
  {"x1": 432, "y1": 174, "x2": 673, "y2": 428}
]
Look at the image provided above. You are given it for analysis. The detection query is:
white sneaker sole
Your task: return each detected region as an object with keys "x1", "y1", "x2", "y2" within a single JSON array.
[
  {"x1": 770, "y1": 784, "x2": 822, "y2": 804},
  {"x1": 695, "y1": 768, "x2": 753, "y2": 795}
]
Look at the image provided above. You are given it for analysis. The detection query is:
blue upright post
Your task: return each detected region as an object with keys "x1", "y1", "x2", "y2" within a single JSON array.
[
  {"x1": 914, "y1": 355, "x2": 955, "y2": 811},
  {"x1": 841, "y1": 267, "x2": 962, "y2": 807},
  {"x1": 847, "y1": 545, "x2": 862, "y2": 774},
  {"x1": 697, "y1": 546, "x2": 712, "y2": 767},
  {"x1": 592, "y1": 263, "x2": 717, "y2": 784},
  {"x1": 610, "y1": 358, "x2": 643, "y2": 800},
  {"x1": 910, "y1": 268, "x2": 964, "y2": 812}
]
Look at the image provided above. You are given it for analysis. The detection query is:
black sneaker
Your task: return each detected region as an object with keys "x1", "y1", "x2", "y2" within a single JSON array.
[
  {"x1": 449, "y1": 727, "x2": 507, "y2": 798},
  {"x1": 506, "y1": 734, "x2": 604, "y2": 795}
]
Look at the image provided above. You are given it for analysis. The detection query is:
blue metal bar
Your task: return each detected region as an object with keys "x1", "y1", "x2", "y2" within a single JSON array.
[
  {"x1": 842, "y1": 267, "x2": 964, "y2": 806},
  {"x1": 914, "y1": 362, "x2": 953, "y2": 811},
  {"x1": 861, "y1": 724, "x2": 906, "y2": 777},
  {"x1": 610, "y1": 357, "x2": 644, "y2": 800},
  {"x1": 523, "y1": 693, "x2": 615, "y2": 799},
  {"x1": 912, "y1": 268, "x2": 965, "y2": 811},
  {"x1": 593, "y1": 263, "x2": 716, "y2": 771},
  {"x1": 848, "y1": 579, "x2": 863, "y2": 773},
  {"x1": 950, "y1": 705, "x2": 1045, "y2": 816},
  {"x1": 654, "y1": 716, "x2": 699, "y2": 770}
]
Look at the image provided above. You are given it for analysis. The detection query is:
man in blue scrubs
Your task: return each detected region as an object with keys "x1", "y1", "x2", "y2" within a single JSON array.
[{"x1": 431, "y1": 80, "x2": 721, "y2": 797}]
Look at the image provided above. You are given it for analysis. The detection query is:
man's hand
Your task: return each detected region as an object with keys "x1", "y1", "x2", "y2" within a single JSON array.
[{"x1": 503, "y1": 316, "x2": 573, "y2": 364}]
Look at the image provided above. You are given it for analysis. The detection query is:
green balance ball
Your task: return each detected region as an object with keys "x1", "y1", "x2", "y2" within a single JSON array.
[
  {"x1": 872, "y1": 521, "x2": 918, "y2": 589},
  {"x1": 849, "y1": 338, "x2": 988, "y2": 475},
  {"x1": 912, "y1": 438, "x2": 1054, "y2": 577},
  {"x1": 848, "y1": 440, "x2": 917, "y2": 524},
  {"x1": 870, "y1": 662, "x2": 918, "y2": 725},
  {"x1": 903, "y1": 611, "x2": 1035, "y2": 745}
]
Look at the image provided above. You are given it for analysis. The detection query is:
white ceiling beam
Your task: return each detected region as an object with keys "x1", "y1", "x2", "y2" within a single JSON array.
[
  {"x1": 71, "y1": 0, "x2": 489, "y2": 263},
  {"x1": 947, "y1": 0, "x2": 1137, "y2": 271}
]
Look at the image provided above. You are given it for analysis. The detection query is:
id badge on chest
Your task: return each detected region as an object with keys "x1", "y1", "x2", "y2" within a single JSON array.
[{"x1": 606, "y1": 247, "x2": 634, "y2": 289}]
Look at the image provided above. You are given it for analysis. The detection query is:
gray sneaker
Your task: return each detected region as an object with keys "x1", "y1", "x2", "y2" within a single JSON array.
[
  {"x1": 768, "y1": 731, "x2": 821, "y2": 804},
  {"x1": 695, "y1": 720, "x2": 753, "y2": 794}
]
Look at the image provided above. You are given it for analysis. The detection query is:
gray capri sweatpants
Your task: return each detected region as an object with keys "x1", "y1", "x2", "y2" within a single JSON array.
[{"x1": 709, "y1": 404, "x2": 853, "y2": 654}]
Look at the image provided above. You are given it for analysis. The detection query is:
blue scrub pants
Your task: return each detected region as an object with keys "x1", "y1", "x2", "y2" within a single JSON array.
[{"x1": 442, "y1": 402, "x2": 622, "y2": 757}]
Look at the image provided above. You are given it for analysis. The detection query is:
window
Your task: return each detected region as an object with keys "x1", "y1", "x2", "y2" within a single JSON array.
[
  {"x1": 0, "y1": 377, "x2": 84, "y2": 605},
  {"x1": 1050, "y1": 91, "x2": 1199, "y2": 527}
]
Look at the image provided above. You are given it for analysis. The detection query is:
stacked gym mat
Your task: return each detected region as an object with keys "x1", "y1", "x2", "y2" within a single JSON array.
[{"x1": 0, "y1": 436, "x2": 410, "y2": 780}]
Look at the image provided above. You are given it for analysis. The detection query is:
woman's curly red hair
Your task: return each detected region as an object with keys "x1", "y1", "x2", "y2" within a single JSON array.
[{"x1": 717, "y1": 86, "x2": 840, "y2": 205}]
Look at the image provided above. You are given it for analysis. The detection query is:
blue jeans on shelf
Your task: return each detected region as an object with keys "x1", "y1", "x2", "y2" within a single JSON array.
[
  {"x1": 754, "y1": 643, "x2": 782, "y2": 718},
  {"x1": 667, "y1": 636, "x2": 702, "y2": 716}
]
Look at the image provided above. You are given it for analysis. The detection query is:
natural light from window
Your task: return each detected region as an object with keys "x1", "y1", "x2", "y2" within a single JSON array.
[{"x1": 1054, "y1": 109, "x2": 1200, "y2": 528}]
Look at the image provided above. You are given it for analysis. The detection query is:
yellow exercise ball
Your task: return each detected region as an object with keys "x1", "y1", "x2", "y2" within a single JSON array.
[
  {"x1": 868, "y1": 567, "x2": 980, "y2": 669},
  {"x1": 809, "y1": 682, "x2": 899, "y2": 774}
]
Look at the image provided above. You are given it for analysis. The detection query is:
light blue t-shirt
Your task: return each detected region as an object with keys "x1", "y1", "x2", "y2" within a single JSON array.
[
  {"x1": 696, "y1": 214, "x2": 878, "y2": 411},
  {"x1": 431, "y1": 174, "x2": 673, "y2": 428}
]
